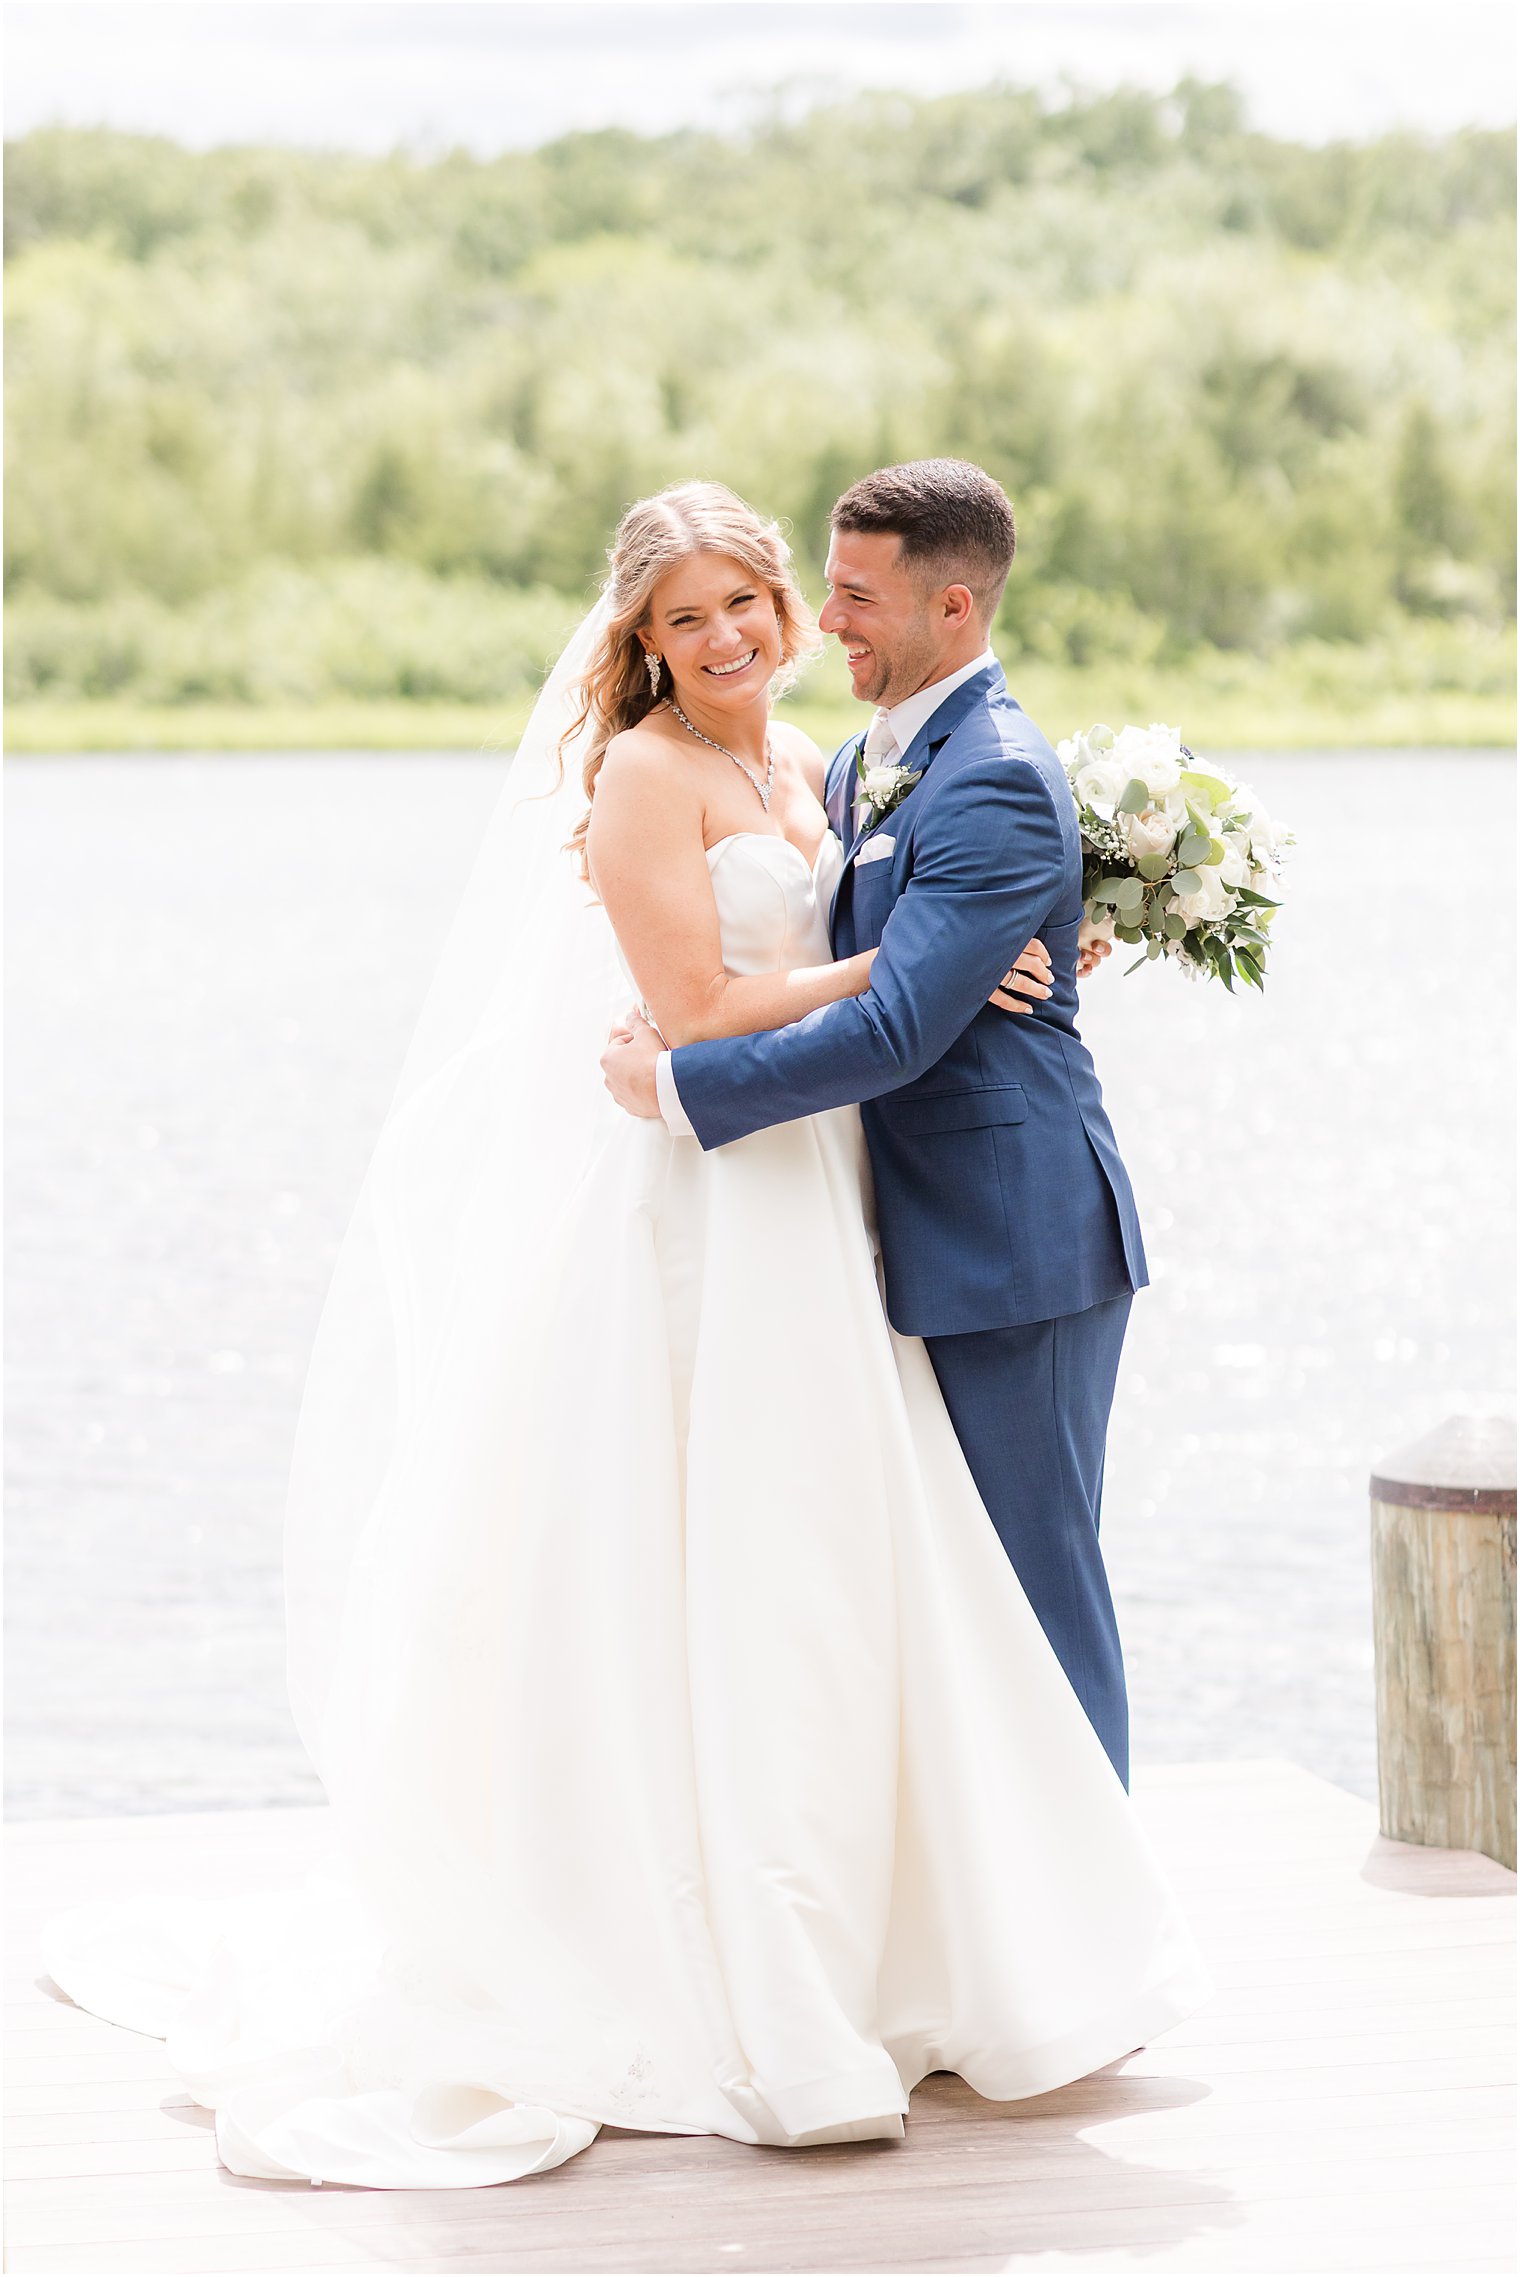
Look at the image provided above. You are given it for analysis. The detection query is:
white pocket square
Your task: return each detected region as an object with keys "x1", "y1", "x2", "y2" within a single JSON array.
[{"x1": 856, "y1": 834, "x2": 896, "y2": 865}]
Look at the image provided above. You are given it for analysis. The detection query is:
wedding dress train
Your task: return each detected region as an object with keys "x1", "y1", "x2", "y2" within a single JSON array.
[{"x1": 43, "y1": 823, "x2": 1209, "y2": 2189}]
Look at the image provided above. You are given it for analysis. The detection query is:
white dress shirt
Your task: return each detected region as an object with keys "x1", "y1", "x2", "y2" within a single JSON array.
[
  {"x1": 654, "y1": 648, "x2": 1000, "y2": 1138},
  {"x1": 848, "y1": 648, "x2": 997, "y2": 835}
]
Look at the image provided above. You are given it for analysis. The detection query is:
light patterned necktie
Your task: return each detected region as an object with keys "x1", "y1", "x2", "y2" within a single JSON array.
[{"x1": 853, "y1": 709, "x2": 898, "y2": 836}]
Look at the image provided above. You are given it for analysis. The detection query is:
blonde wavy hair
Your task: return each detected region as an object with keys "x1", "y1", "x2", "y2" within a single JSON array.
[{"x1": 563, "y1": 482, "x2": 818, "y2": 877}]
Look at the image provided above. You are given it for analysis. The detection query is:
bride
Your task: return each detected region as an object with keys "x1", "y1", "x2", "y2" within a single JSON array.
[{"x1": 42, "y1": 481, "x2": 1209, "y2": 2190}]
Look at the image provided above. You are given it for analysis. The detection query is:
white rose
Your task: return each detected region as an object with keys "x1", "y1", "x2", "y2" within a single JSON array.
[
  {"x1": 1113, "y1": 722, "x2": 1184, "y2": 801},
  {"x1": 1249, "y1": 818, "x2": 1280, "y2": 866},
  {"x1": 1061, "y1": 725, "x2": 1129, "y2": 815},
  {"x1": 1216, "y1": 831, "x2": 1252, "y2": 888},
  {"x1": 1229, "y1": 782, "x2": 1279, "y2": 862},
  {"x1": 1070, "y1": 751, "x2": 1130, "y2": 816},
  {"x1": 1124, "y1": 805, "x2": 1180, "y2": 862},
  {"x1": 860, "y1": 762, "x2": 905, "y2": 804},
  {"x1": 1059, "y1": 724, "x2": 1116, "y2": 773},
  {"x1": 1171, "y1": 864, "x2": 1234, "y2": 925}
]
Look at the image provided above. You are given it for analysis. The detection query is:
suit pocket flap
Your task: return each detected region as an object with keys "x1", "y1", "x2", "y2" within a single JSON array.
[{"x1": 876, "y1": 1083, "x2": 1029, "y2": 1136}]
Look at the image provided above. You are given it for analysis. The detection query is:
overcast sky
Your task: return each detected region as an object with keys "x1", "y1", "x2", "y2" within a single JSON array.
[{"x1": 5, "y1": 1, "x2": 1515, "y2": 154}]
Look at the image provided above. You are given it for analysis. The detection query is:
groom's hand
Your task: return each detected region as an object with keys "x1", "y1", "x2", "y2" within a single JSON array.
[
  {"x1": 601, "y1": 1012, "x2": 664, "y2": 1119},
  {"x1": 989, "y1": 937, "x2": 1053, "y2": 1016}
]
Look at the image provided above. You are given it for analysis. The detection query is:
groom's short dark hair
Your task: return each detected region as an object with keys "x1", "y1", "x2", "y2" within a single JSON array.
[{"x1": 832, "y1": 459, "x2": 1017, "y2": 620}]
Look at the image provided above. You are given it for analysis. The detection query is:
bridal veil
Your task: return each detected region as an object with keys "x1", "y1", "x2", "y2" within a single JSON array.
[{"x1": 283, "y1": 596, "x2": 622, "y2": 1787}]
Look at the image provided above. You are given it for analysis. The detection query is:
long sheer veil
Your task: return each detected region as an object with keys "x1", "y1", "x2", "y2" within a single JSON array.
[{"x1": 283, "y1": 597, "x2": 626, "y2": 1784}]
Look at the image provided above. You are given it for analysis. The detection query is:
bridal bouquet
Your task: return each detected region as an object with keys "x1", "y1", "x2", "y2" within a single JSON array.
[{"x1": 1057, "y1": 723, "x2": 1287, "y2": 991}]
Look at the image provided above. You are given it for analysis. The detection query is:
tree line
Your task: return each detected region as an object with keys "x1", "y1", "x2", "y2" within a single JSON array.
[{"x1": 4, "y1": 84, "x2": 1513, "y2": 707}]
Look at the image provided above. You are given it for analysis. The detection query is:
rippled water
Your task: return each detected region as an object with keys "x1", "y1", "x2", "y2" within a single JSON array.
[{"x1": 5, "y1": 750, "x2": 1514, "y2": 1818}]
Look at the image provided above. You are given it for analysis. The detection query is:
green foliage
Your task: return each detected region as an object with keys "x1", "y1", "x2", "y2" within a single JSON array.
[
  {"x1": 8, "y1": 619, "x2": 1511, "y2": 751},
  {"x1": 3, "y1": 562, "x2": 583, "y2": 704},
  {"x1": 3, "y1": 89, "x2": 1514, "y2": 721}
]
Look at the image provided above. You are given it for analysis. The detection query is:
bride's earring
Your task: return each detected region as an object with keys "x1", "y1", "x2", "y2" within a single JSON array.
[{"x1": 645, "y1": 650, "x2": 662, "y2": 697}]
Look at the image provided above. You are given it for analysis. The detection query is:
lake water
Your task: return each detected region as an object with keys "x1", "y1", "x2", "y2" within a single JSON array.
[{"x1": 5, "y1": 750, "x2": 1514, "y2": 1818}]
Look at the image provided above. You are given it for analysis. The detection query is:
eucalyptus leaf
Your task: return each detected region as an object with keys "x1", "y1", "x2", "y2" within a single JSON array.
[
  {"x1": 1163, "y1": 910, "x2": 1189, "y2": 939},
  {"x1": 1136, "y1": 850, "x2": 1170, "y2": 882},
  {"x1": 1110, "y1": 877, "x2": 1145, "y2": 911},
  {"x1": 1116, "y1": 777, "x2": 1150, "y2": 815},
  {"x1": 1172, "y1": 869, "x2": 1202, "y2": 897},
  {"x1": 1114, "y1": 923, "x2": 1143, "y2": 944},
  {"x1": 1176, "y1": 834, "x2": 1209, "y2": 868}
]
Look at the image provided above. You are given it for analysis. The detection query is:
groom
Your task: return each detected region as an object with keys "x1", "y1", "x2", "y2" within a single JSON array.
[{"x1": 602, "y1": 459, "x2": 1146, "y2": 1786}]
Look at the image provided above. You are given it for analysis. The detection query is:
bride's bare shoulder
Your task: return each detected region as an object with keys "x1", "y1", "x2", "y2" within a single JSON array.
[
  {"x1": 588, "y1": 719, "x2": 701, "y2": 859},
  {"x1": 768, "y1": 718, "x2": 828, "y2": 801},
  {"x1": 600, "y1": 716, "x2": 683, "y2": 776},
  {"x1": 596, "y1": 718, "x2": 694, "y2": 802}
]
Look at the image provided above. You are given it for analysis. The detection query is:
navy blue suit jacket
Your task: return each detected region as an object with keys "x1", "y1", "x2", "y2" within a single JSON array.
[{"x1": 670, "y1": 663, "x2": 1147, "y2": 1336}]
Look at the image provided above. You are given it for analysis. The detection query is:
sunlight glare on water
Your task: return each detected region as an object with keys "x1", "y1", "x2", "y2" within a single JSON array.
[{"x1": 4, "y1": 749, "x2": 1513, "y2": 1815}]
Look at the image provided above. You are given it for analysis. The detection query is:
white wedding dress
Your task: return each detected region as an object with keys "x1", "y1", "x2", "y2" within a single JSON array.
[{"x1": 43, "y1": 820, "x2": 1209, "y2": 2190}]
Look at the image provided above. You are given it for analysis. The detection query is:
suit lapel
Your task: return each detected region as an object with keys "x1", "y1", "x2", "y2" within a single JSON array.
[
  {"x1": 826, "y1": 734, "x2": 863, "y2": 846},
  {"x1": 836, "y1": 662, "x2": 1005, "y2": 883}
]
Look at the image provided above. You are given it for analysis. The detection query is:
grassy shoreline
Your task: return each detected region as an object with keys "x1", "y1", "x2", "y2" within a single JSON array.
[{"x1": 7, "y1": 683, "x2": 1514, "y2": 756}]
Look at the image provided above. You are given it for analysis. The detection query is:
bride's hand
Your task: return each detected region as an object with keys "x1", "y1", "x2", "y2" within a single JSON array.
[
  {"x1": 1077, "y1": 917, "x2": 1114, "y2": 980},
  {"x1": 606, "y1": 999, "x2": 641, "y2": 1048},
  {"x1": 601, "y1": 1011, "x2": 666, "y2": 1119},
  {"x1": 989, "y1": 937, "x2": 1053, "y2": 1016}
]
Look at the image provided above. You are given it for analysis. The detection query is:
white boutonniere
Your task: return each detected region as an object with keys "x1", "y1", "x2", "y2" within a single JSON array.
[{"x1": 856, "y1": 746, "x2": 922, "y2": 824}]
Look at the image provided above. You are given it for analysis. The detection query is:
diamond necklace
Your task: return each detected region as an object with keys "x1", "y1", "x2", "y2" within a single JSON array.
[{"x1": 668, "y1": 700, "x2": 775, "y2": 813}]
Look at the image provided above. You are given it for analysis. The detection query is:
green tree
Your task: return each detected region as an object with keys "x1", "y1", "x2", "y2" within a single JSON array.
[{"x1": 3, "y1": 92, "x2": 1512, "y2": 708}]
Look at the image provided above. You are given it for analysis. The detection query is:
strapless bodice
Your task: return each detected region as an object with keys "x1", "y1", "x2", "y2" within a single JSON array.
[
  {"x1": 704, "y1": 829, "x2": 841, "y2": 974},
  {"x1": 615, "y1": 829, "x2": 842, "y2": 1004}
]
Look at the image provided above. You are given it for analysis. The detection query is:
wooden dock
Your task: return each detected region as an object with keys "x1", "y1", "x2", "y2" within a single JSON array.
[{"x1": 6, "y1": 1761, "x2": 1514, "y2": 2275}]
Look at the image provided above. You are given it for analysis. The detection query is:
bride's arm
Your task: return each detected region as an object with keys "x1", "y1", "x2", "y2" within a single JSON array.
[{"x1": 587, "y1": 736, "x2": 874, "y2": 1049}]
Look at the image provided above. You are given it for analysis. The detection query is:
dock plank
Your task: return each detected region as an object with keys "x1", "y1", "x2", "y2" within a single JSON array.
[{"x1": 6, "y1": 1761, "x2": 1513, "y2": 2275}]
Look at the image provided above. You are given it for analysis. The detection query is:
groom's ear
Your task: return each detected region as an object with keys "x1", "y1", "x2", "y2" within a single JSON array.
[{"x1": 939, "y1": 582, "x2": 978, "y2": 630}]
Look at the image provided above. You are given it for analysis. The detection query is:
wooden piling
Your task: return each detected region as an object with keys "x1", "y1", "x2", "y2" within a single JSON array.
[{"x1": 1370, "y1": 1414, "x2": 1516, "y2": 1870}]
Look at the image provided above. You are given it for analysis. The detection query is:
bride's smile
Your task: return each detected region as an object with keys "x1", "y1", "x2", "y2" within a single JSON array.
[{"x1": 646, "y1": 549, "x2": 785, "y2": 756}]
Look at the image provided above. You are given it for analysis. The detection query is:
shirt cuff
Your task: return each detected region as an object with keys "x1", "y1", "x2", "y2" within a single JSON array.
[{"x1": 655, "y1": 1050, "x2": 696, "y2": 1139}]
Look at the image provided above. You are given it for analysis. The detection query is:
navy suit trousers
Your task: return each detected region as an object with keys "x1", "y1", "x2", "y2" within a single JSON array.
[{"x1": 924, "y1": 1294, "x2": 1133, "y2": 1787}]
